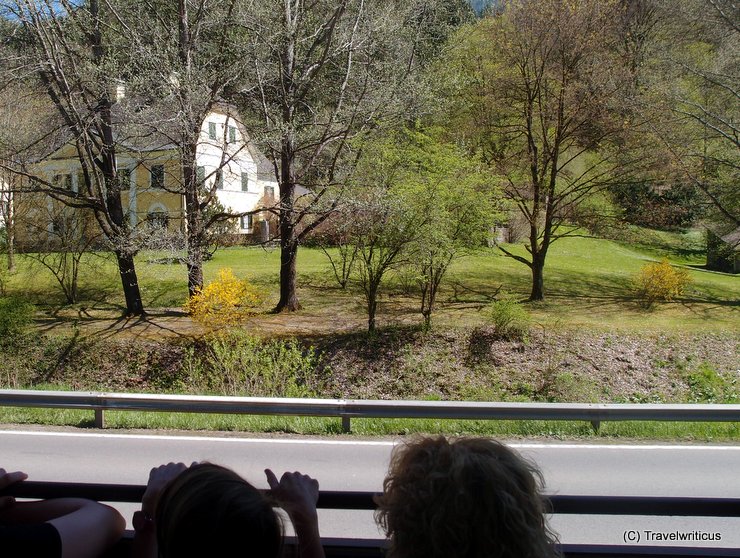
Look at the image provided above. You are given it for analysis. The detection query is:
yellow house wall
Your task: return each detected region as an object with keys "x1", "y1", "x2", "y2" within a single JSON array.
[
  {"x1": 16, "y1": 107, "x2": 279, "y2": 247},
  {"x1": 119, "y1": 153, "x2": 183, "y2": 232}
]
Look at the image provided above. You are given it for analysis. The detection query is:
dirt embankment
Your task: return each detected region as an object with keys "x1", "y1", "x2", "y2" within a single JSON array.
[{"x1": 3, "y1": 325, "x2": 737, "y2": 404}]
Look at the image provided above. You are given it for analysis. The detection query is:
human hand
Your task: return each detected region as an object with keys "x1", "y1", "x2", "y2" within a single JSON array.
[
  {"x1": 0, "y1": 468, "x2": 28, "y2": 510},
  {"x1": 266, "y1": 469, "x2": 324, "y2": 558},
  {"x1": 141, "y1": 462, "x2": 188, "y2": 517},
  {"x1": 265, "y1": 469, "x2": 320, "y2": 524}
]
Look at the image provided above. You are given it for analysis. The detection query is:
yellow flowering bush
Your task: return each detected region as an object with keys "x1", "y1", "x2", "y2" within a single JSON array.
[
  {"x1": 185, "y1": 268, "x2": 265, "y2": 326},
  {"x1": 635, "y1": 259, "x2": 691, "y2": 307}
]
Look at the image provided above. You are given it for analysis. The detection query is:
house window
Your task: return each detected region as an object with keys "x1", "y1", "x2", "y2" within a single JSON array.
[
  {"x1": 150, "y1": 165, "x2": 165, "y2": 189},
  {"x1": 208, "y1": 122, "x2": 217, "y2": 140},
  {"x1": 53, "y1": 174, "x2": 72, "y2": 190},
  {"x1": 76, "y1": 171, "x2": 86, "y2": 193},
  {"x1": 229, "y1": 125, "x2": 237, "y2": 143},
  {"x1": 147, "y1": 210, "x2": 168, "y2": 231},
  {"x1": 50, "y1": 215, "x2": 66, "y2": 235},
  {"x1": 118, "y1": 168, "x2": 131, "y2": 189},
  {"x1": 240, "y1": 214, "x2": 253, "y2": 232},
  {"x1": 241, "y1": 172, "x2": 249, "y2": 192},
  {"x1": 264, "y1": 185, "x2": 275, "y2": 199},
  {"x1": 215, "y1": 170, "x2": 224, "y2": 190},
  {"x1": 196, "y1": 166, "x2": 206, "y2": 187}
]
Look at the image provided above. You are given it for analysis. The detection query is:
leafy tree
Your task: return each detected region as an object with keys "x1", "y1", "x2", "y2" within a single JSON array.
[
  {"x1": 349, "y1": 129, "x2": 498, "y2": 331},
  {"x1": 440, "y1": 0, "x2": 647, "y2": 300},
  {"x1": 406, "y1": 131, "x2": 499, "y2": 328},
  {"x1": 349, "y1": 134, "x2": 429, "y2": 332},
  {"x1": 648, "y1": 0, "x2": 739, "y2": 227}
]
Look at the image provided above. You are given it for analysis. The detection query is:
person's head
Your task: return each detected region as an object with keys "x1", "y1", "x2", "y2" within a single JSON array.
[
  {"x1": 375, "y1": 436, "x2": 558, "y2": 558},
  {"x1": 155, "y1": 463, "x2": 282, "y2": 558}
]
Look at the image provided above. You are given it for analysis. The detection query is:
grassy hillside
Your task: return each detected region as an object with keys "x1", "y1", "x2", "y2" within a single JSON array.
[
  {"x1": 3, "y1": 227, "x2": 735, "y2": 334},
  {"x1": 1, "y1": 227, "x2": 737, "y2": 439}
]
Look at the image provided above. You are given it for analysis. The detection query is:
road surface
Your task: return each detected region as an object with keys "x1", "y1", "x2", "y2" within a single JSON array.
[{"x1": 2, "y1": 427, "x2": 738, "y2": 547}]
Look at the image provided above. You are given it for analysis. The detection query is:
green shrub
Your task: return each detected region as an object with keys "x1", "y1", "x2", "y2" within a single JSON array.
[
  {"x1": 483, "y1": 298, "x2": 531, "y2": 341},
  {"x1": 684, "y1": 363, "x2": 737, "y2": 403},
  {"x1": 184, "y1": 330, "x2": 324, "y2": 397},
  {"x1": 0, "y1": 296, "x2": 34, "y2": 341},
  {"x1": 635, "y1": 259, "x2": 691, "y2": 307}
]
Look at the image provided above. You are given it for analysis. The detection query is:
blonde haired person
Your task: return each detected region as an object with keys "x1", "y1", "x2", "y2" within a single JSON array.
[{"x1": 375, "y1": 437, "x2": 559, "y2": 558}]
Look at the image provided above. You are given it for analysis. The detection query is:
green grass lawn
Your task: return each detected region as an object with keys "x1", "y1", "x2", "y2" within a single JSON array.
[
  {"x1": 2, "y1": 229, "x2": 738, "y2": 333},
  {"x1": 1, "y1": 406, "x2": 739, "y2": 441},
  {"x1": 1, "y1": 228, "x2": 737, "y2": 440}
]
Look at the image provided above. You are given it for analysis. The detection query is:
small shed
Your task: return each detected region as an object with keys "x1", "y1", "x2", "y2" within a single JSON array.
[{"x1": 706, "y1": 225, "x2": 740, "y2": 273}]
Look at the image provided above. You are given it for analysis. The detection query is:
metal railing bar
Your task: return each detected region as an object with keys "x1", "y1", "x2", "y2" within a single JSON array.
[
  {"x1": 558, "y1": 545, "x2": 740, "y2": 557},
  {"x1": 5, "y1": 482, "x2": 740, "y2": 517},
  {"x1": 1, "y1": 390, "x2": 739, "y2": 424}
]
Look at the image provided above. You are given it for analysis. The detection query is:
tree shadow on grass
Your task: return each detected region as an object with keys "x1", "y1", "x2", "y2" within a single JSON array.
[{"x1": 35, "y1": 308, "x2": 197, "y2": 341}]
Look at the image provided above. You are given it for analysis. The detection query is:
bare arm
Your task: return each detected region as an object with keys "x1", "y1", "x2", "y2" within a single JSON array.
[
  {"x1": 1, "y1": 467, "x2": 124, "y2": 558},
  {"x1": 265, "y1": 469, "x2": 325, "y2": 558},
  {"x1": 2, "y1": 498, "x2": 125, "y2": 558}
]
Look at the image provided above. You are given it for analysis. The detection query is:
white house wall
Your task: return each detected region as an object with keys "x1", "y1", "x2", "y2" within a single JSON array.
[{"x1": 196, "y1": 110, "x2": 279, "y2": 232}]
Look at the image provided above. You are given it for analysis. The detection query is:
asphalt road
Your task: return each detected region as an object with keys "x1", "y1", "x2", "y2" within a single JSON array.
[{"x1": 2, "y1": 428, "x2": 739, "y2": 547}]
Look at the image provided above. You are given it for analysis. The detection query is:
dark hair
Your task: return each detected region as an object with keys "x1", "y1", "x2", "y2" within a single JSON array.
[
  {"x1": 375, "y1": 436, "x2": 559, "y2": 558},
  {"x1": 155, "y1": 463, "x2": 282, "y2": 558}
]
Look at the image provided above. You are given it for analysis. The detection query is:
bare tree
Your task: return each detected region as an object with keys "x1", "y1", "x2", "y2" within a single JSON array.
[
  {"x1": 19, "y1": 200, "x2": 101, "y2": 304},
  {"x1": 237, "y1": 0, "x2": 423, "y2": 312},
  {"x1": 443, "y1": 0, "x2": 648, "y2": 301},
  {"x1": 111, "y1": 0, "x2": 261, "y2": 297},
  {"x1": 1, "y1": 0, "x2": 145, "y2": 315}
]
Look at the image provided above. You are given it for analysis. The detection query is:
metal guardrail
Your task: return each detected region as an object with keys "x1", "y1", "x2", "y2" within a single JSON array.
[
  {"x1": 4, "y1": 482, "x2": 740, "y2": 558},
  {"x1": 6, "y1": 482, "x2": 740, "y2": 517},
  {"x1": 1, "y1": 389, "x2": 740, "y2": 432}
]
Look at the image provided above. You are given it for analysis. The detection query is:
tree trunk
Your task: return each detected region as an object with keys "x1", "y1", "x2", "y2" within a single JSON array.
[
  {"x1": 367, "y1": 295, "x2": 377, "y2": 333},
  {"x1": 115, "y1": 251, "x2": 145, "y2": 316},
  {"x1": 7, "y1": 191, "x2": 14, "y2": 272},
  {"x1": 187, "y1": 241, "x2": 204, "y2": 298},
  {"x1": 183, "y1": 154, "x2": 204, "y2": 298},
  {"x1": 274, "y1": 129, "x2": 301, "y2": 312},
  {"x1": 529, "y1": 254, "x2": 545, "y2": 301},
  {"x1": 276, "y1": 235, "x2": 301, "y2": 312}
]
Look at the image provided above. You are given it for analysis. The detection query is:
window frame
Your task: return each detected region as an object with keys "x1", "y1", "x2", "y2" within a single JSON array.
[
  {"x1": 240, "y1": 214, "x2": 253, "y2": 232},
  {"x1": 150, "y1": 165, "x2": 165, "y2": 189}
]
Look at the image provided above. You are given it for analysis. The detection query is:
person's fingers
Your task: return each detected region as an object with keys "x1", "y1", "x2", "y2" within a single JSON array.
[
  {"x1": 0, "y1": 471, "x2": 28, "y2": 489},
  {"x1": 265, "y1": 468, "x2": 279, "y2": 490}
]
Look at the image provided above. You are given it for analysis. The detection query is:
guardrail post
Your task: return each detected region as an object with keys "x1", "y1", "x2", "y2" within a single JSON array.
[
  {"x1": 94, "y1": 409, "x2": 105, "y2": 429},
  {"x1": 341, "y1": 415, "x2": 351, "y2": 433},
  {"x1": 590, "y1": 420, "x2": 600, "y2": 433}
]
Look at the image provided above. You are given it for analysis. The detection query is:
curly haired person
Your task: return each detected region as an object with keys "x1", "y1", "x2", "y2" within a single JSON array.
[{"x1": 375, "y1": 437, "x2": 559, "y2": 558}]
